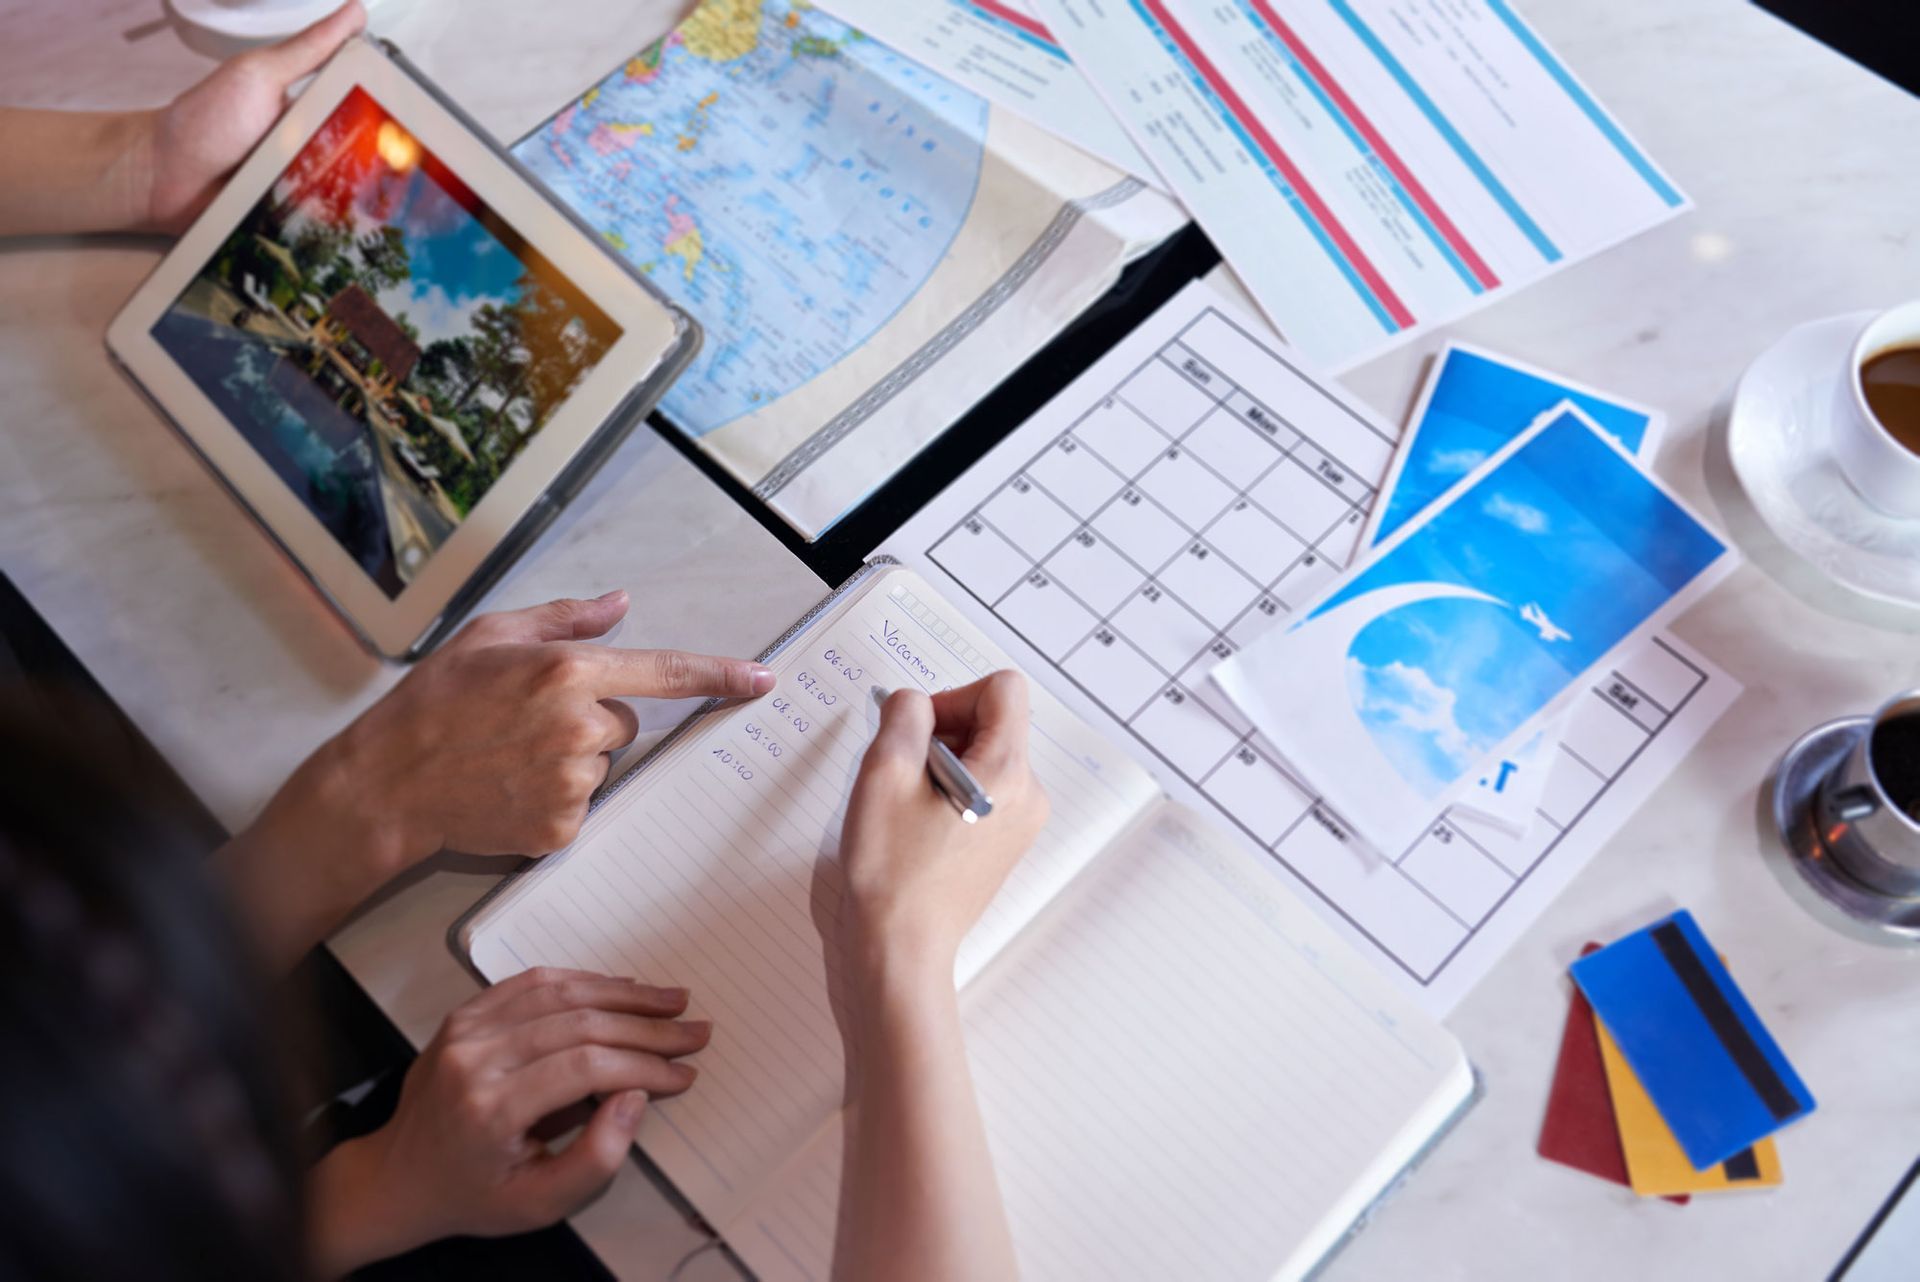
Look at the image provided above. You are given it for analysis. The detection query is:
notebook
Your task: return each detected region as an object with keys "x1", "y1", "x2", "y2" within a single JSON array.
[{"x1": 454, "y1": 561, "x2": 1476, "y2": 1281}]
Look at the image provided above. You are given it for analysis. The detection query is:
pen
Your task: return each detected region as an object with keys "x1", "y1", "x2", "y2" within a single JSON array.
[{"x1": 871, "y1": 685, "x2": 994, "y2": 824}]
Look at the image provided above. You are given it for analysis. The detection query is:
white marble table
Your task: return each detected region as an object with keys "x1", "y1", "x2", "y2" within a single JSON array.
[{"x1": 3, "y1": 0, "x2": 1918, "y2": 1277}]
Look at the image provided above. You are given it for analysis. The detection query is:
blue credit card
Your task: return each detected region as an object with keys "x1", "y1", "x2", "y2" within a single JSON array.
[{"x1": 1573, "y1": 910, "x2": 1815, "y2": 1169}]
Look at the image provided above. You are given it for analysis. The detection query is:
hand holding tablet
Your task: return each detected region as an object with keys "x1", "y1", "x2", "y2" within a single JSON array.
[{"x1": 108, "y1": 36, "x2": 699, "y2": 658}]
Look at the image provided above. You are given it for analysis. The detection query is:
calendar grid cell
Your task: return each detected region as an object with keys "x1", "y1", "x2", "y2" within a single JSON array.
[{"x1": 1556, "y1": 743, "x2": 1609, "y2": 783}]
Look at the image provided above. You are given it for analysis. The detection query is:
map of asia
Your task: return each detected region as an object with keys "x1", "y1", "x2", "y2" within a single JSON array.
[{"x1": 516, "y1": 0, "x2": 991, "y2": 434}]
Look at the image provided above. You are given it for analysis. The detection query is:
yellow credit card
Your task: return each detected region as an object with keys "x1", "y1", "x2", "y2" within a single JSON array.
[{"x1": 1594, "y1": 1012, "x2": 1782, "y2": 1196}]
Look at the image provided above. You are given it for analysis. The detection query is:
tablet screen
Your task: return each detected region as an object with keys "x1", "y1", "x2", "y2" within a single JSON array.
[{"x1": 149, "y1": 87, "x2": 624, "y2": 597}]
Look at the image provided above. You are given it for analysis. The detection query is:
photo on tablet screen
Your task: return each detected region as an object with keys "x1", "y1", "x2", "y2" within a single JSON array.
[{"x1": 150, "y1": 88, "x2": 623, "y2": 596}]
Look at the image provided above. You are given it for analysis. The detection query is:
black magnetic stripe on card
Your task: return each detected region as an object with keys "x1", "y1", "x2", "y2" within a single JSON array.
[
  {"x1": 1651, "y1": 921, "x2": 1800, "y2": 1122},
  {"x1": 1723, "y1": 1148, "x2": 1761, "y2": 1181}
]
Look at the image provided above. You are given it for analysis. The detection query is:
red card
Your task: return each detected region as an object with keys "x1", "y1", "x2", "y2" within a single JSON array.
[{"x1": 1537, "y1": 943, "x2": 1688, "y2": 1205}]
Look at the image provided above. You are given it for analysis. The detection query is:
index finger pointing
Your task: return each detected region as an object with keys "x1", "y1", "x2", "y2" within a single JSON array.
[{"x1": 590, "y1": 647, "x2": 775, "y2": 700}]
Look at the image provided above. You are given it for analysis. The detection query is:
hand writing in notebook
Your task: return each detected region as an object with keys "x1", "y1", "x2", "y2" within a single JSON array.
[
  {"x1": 837, "y1": 672, "x2": 1048, "y2": 1282},
  {"x1": 216, "y1": 591, "x2": 775, "y2": 972},
  {"x1": 844, "y1": 674, "x2": 1051, "y2": 968}
]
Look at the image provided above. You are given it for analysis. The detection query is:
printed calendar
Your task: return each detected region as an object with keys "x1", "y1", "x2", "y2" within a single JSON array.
[{"x1": 884, "y1": 280, "x2": 1739, "y2": 1012}]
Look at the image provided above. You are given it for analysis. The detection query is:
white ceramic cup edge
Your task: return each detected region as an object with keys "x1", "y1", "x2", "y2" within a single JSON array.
[{"x1": 1838, "y1": 300, "x2": 1920, "y2": 519}]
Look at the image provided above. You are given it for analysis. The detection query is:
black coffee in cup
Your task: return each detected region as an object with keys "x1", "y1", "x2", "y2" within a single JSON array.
[
  {"x1": 1868, "y1": 707, "x2": 1920, "y2": 822},
  {"x1": 1859, "y1": 345, "x2": 1920, "y2": 457}
]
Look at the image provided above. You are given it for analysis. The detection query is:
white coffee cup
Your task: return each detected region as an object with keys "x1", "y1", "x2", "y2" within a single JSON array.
[{"x1": 1837, "y1": 300, "x2": 1920, "y2": 519}]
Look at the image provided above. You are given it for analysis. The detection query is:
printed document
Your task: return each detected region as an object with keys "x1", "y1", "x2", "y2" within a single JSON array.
[
  {"x1": 818, "y1": 0, "x2": 1155, "y2": 179},
  {"x1": 1026, "y1": 0, "x2": 1687, "y2": 369}
]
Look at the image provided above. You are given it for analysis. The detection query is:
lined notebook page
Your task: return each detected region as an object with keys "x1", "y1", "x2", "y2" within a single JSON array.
[
  {"x1": 729, "y1": 801, "x2": 1473, "y2": 1282},
  {"x1": 464, "y1": 568, "x2": 1160, "y2": 1227}
]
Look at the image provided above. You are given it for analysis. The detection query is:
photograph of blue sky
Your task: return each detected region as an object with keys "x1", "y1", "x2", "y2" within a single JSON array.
[
  {"x1": 1372, "y1": 347, "x2": 1657, "y2": 545},
  {"x1": 1316, "y1": 410, "x2": 1725, "y2": 799},
  {"x1": 268, "y1": 134, "x2": 533, "y2": 352},
  {"x1": 350, "y1": 169, "x2": 525, "y2": 348}
]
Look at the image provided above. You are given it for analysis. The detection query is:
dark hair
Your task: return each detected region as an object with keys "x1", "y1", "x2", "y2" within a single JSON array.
[{"x1": 0, "y1": 695, "x2": 306, "y2": 1281}]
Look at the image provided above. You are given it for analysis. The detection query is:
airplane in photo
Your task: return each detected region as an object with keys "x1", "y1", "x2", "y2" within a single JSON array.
[{"x1": 1520, "y1": 602, "x2": 1571, "y2": 643}]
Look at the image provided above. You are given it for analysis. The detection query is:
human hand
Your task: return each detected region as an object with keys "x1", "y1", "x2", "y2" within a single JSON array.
[
  {"x1": 0, "y1": 3, "x2": 361, "y2": 238},
  {"x1": 304, "y1": 589, "x2": 773, "y2": 864},
  {"x1": 221, "y1": 590, "x2": 772, "y2": 972},
  {"x1": 839, "y1": 673, "x2": 1049, "y2": 982},
  {"x1": 143, "y1": 2, "x2": 367, "y2": 233},
  {"x1": 307, "y1": 967, "x2": 710, "y2": 1275}
]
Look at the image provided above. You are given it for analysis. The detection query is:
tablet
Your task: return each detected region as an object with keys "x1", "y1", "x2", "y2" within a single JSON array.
[{"x1": 107, "y1": 37, "x2": 699, "y2": 659}]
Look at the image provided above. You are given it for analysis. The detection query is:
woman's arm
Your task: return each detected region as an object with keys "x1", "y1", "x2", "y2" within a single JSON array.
[
  {"x1": 0, "y1": 107, "x2": 156, "y2": 237},
  {"x1": 836, "y1": 674, "x2": 1050, "y2": 1281},
  {"x1": 0, "y1": 1, "x2": 363, "y2": 237},
  {"x1": 842, "y1": 935, "x2": 1014, "y2": 1281}
]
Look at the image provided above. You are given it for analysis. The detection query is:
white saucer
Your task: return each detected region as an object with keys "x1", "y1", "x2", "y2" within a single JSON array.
[
  {"x1": 1729, "y1": 310, "x2": 1920, "y2": 607},
  {"x1": 169, "y1": 0, "x2": 357, "y2": 41}
]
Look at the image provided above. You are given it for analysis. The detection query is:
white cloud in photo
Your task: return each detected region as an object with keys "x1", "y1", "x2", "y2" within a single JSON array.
[
  {"x1": 1347, "y1": 653, "x2": 1487, "y2": 798},
  {"x1": 1483, "y1": 491, "x2": 1550, "y2": 534},
  {"x1": 1351, "y1": 657, "x2": 1475, "y2": 759},
  {"x1": 1429, "y1": 446, "x2": 1486, "y2": 476},
  {"x1": 378, "y1": 280, "x2": 508, "y2": 349}
]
